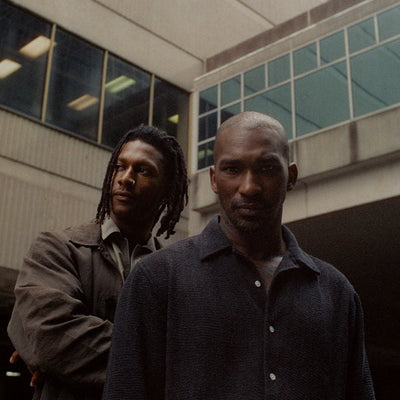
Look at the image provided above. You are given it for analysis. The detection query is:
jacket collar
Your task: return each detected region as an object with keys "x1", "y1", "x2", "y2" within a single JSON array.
[
  {"x1": 69, "y1": 221, "x2": 101, "y2": 246},
  {"x1": 199, "y1": 215, "x2": 320, "y2": 275}
]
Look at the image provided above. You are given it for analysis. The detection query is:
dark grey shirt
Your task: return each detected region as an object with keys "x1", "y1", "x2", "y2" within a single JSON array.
[{"x1": 103, "y1": 216, "x2": 375, "y2": 400}]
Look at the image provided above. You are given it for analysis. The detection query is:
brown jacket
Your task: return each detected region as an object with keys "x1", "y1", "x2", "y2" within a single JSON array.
[{"x1": 8, "y1": 221, "x2": 124, "y2": 400}]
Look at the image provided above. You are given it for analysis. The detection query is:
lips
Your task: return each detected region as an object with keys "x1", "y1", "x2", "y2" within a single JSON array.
[{"x1": 113, "y1": 191, "x2": 135, "y2": 201}]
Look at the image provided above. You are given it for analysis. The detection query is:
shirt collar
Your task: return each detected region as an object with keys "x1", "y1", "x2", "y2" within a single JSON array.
[
  {"x1": 199, "y1": 215, "x2": 320, "y2": 275},
  {"x1": 101, "y1": 217, "x2": 158, "y2": 252}
]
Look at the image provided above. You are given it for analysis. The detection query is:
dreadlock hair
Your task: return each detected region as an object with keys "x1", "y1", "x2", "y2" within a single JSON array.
[{"x1": 95, "y1": 124, "x2": 188, "y2": 239}]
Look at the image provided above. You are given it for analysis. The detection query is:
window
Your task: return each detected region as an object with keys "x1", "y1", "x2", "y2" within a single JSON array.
[
  {"x1": 320, "y1": 31, "x2": 346, "y2": 64},
  {"x1": 268, "y1": 54, "x2": 290, "y2": 86},
  {"x1": 378, "y1": 5, "x2": 400, "y2": 41},
  {"x1": 244, "y1": 65, "x2": 265, "y2": 96},
  {"x1": 348, "y1": 18, "x2": 376, "y2": 54},
  {"x1": 199, "y1": 86, "x2": 218, "y2": 114},
  {"x1": 293, "y1": 43, "x2": 317, "y2": 76},
  {"x1": 152, "y1": 78, "x2": 189, "y2": 139},
  {"x1": 221, "y1": 75, "x2": 241, "y2": 106},
  {"x1": 295, "y1": 62, "x2": 349, "y2": 136},
  {"x1": 0, "y1": 2, "x2": 51, "y2": 118},
  {"x1": 46, "y1": 29, "x2": 103, "y2": 141},
  {"x1": 102, "y1": 55, "x2": 150, "y2": 148}
]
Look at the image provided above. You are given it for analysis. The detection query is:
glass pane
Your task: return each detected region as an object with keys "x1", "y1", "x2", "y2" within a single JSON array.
[
  {"x1": 197, "y1": 140, "x2": 215, "y2": 170},
  {"x1": 46, "y1": 29, "x2": 103, "y2": 141},
  {"x1": 268, "y1": 54, "x2": 290, "y2": 86},
  {"x1": 351, "y1": 38, "x2": 400, "y2": 117},
  {"x1": 221, "y1": 103, "x2": 241, "y2": 124},
  {"x1": 199, "y1": 85, "x2": 217, "y2": 114},
  {"x1": 102, "y1": 55, "x2": 150, "y2": 148},
  {"x1": 378, "y1": 5, "x2": 400, "y2": 42},
  {"x1": 244, "y1": 83, "x2": 292, "y2": 139},
  {"x1": 295, "y1": 61, "x2": 350, "y2": 137},
  {"x1": 152, "y1": 78, "x2": 189, "y2": 143},
  {"x1": 293, "y1": 43, "x2": 317, "y2": 76},
  {"x1": 221, "y1": 75, "x2": 241, "y2": 106},
  {"x1": 320, "y1": 31, "x2": 345, "y2": 64},
  {"x1": 198, "y1": 112, "x2": 217, "y2": 142},
  {"x1": 0, "y1": 2, "x2": 51, "y2": 118},
  {"x1": 348, "y1": 18, "x2": 376, "y2": 54},
  {"x1": 244, "y1": 65, "x2": 265, "y2": 96}
]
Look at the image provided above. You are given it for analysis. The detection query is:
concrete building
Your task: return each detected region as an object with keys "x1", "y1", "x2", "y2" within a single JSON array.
[{"x1": 0, "y1": 0, "x2": 399, "y2": 398}]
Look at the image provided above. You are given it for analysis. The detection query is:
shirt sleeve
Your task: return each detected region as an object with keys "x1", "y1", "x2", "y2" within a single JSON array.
[
  {"x1": 346, "y1": 292, "x2": 376, "y2": 399},
  {"x1": 7, "y1": 231, "x2": 113, "y2": 390},
  {"x1": 102, "y1": 262, "x2": 167, "y2": 400}
]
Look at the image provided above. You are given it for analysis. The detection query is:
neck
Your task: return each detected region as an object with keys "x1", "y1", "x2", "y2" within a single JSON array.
[
  {"x1": 110, "y1": 213, "x2": 152, "y2": 245},
  {"x1": 220, "y1": 218, "x2": 286, "y2": 263}
]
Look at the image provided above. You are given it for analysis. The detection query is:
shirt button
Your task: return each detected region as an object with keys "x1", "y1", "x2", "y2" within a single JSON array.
[
  {"x1": 269, "y1": 325, "x2": 275, "y2": 333},
  {"x1": 269, "y1": 373, "x2": 276, "y2": 381},
  {"x1": 255, "y1": 280, "x2": 261, "y2": 287}
]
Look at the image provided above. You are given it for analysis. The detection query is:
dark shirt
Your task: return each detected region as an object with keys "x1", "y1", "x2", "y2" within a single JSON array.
[{"x1": 103, "y1": 216, "x2": 375, "y2": 400}]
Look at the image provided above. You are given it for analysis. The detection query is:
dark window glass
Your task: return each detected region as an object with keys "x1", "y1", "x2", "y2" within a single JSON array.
[
  {"x1": 378, "y1": 5, "x2": 400, "y2": 42},
  {"x1": 0, "y1": 2, "x2": 51, "y2": 118},
  {"x1": 293, "y1": 43, "x2": 317, "y2": 76},
  {"x1": 268, "y1": 54, "x2": 290, "y2": 86},
  {"x1": 351, "y1": 38, "x2": 400, "y2": 117},
  {"x1": 198, "y1": 112, "x2": 217, "y2": 142},
  {"x1": 244, "y1": 83, "x2": 292, "y2": 139},
  {"x1": 46, "y1": 29, "x2": 103, "y2": 141},
  {"x1": 199, "y1": 85, "x2": 217, "y2": 114},
  {"x1": 348, "y1": 18, "x2": 376, "y2": 54},
  {"x1": 197, "y1": 139, "x2": 215, "y2": 170},
  {"x1": 221, "y1": 103, "x2": 241, "y2": 124},
  {"x1": 320, "y1": 31, "x2": 345, "y2": 64},
  {"x1": 295, "y1": 61, "x2": 350, "y2": 136},
  {"x1": 101, "y1": 55, "x2": 150, "y2": 148},
  {"x1": 152, "y1": 78, "x2": 189, "y2": 142},
  {"x1": 221, "y1": 75, "x2": 241, "y2": 106},
  {"x1": 244, "y1": 65, "x2": 265, "y2": 96}
]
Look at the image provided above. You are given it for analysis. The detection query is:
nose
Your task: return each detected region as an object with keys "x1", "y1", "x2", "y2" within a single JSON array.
[
  {"x1": 118, "y1": 167, "x2": 135, "y2": 187},
  {"x1": 238, "y1": 170, "x2": 261, "y2": 197}
]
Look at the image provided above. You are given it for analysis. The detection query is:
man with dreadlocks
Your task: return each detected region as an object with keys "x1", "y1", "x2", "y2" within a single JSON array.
[{"x1": 8, "y1": 125, "x2": 188, "y2": 400}]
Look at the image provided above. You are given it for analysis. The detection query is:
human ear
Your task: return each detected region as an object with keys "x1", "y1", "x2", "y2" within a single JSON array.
[
  {"x1": 209, "y1": 166, "x2": 218, "y2": 194},
  {"x1": 287, "y1": 162, "x2": 298, "y2": 191}
]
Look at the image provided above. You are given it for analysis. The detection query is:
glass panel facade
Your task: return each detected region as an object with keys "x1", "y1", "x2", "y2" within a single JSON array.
[
  {"x1": 102, "y1": 54, "x2": 150, "y2": 148},
  {"x1": 351, "y1": 38, "x2": 400, "y2": 117},
  {"x1": 198, "y1": 112, "x2": 217, "y2": 142},
  {"x1": 268, "y1": 54, "x2": 290, "y2": 86},
  {"x1": 46, "y1": 29, "x2": 103, "y2": 141},
  {"x1": 221, "y1": 75, "x2": 241, "y2": 106},
  {"x1": 153, "y1": 78, "x2": 189, "y2": 138},
  {"x1": 197, "y1": 139, "x2": 215, "y2": 170},
  {"x1": 244, "y1": 83, "x2": 292, "y2": 139},
  {"x1": 221, "y1": 103, "x2": 241, "y2": 124},
  {"x1": 295, "y1": 61, "x2": 349, "y2": 136},
  {"x1": 293, "y1": 43, "x2": 317, "y2": 76},
  {"x1": 0, "y1": 2, "x2": 51, "y2": 118},
  {"x1": 378, "y1": 5, "x2": 400, "y2": 42},
  {"x1": 244, "y1": 65, "x2": 265, "y2": 96},
  {"x1": 320, "y1": 31, "x2": 345, "y2": 64},
  {"x1": 199, "y1": 85, "x2": 217, "y2": 114},
  {"x1": 348, "y1": 18, "x2": 376, "y2": 54}
]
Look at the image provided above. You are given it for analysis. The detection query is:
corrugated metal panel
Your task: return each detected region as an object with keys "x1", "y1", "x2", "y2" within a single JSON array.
[{"x1": 0, "y1": 109, "x2": 110, "y2": 188}]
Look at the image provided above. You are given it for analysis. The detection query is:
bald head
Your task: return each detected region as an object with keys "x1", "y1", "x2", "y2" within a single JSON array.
[{"x1": 214, "y1": 111, "x2": 289, "y2": 163}]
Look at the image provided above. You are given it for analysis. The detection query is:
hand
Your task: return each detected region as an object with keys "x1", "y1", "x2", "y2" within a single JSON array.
[{"x1": 10, "y1": 350, "x2": 43, "y2": 387}]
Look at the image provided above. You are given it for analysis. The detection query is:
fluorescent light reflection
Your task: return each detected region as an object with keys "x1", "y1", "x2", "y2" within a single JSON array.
[
  {"x1": 105, "y1": 75, "x2": 136, "y2": 93},
  {"x1": 0, "y1": 59, "x2": 22, "y2": 79},
  {"x1": 19, "y1": 35, "x2": 52, "y2": 58},
  {"x1": 168, "y1": 114, "x2": 179, "y2": 124},
  {"x1": 6, "y1": 371, "x2": 21, "y2": 377},
  {"x1": 67, "y1": 94, "x2": 99, "y2": 111}
]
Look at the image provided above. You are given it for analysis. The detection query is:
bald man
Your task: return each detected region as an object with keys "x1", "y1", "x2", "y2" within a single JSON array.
[{"x1": 103, "y1": 112, "x2": 375, "y2": 400}]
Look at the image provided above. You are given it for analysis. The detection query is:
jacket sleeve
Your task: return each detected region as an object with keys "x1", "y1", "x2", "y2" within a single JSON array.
[
  {"x1": 7, "y1": 230, "x2": 113, "y2": 390},
  {"x1": 102, "y1": 262, "x2": 167, "y2": 400},
  {"x1": 346, "y1": 292, "x2": 376, "y2": 399}
]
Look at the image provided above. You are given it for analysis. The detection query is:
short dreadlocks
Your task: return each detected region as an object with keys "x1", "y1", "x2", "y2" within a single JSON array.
[{"x1": 95, "y1": 125, "x2": 188, "y2": 239}]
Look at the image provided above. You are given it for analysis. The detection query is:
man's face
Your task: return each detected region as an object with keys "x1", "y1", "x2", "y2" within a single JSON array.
[
  {"x1": 110, "y1": 140, "x2": 166, "y2": 226},
  {"x1": 210, "y1": 125, "x2": 296, "y2": 234}
]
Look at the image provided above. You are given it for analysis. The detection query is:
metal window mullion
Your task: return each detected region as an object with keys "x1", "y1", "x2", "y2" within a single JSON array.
[
  {"x1": 290, "y1": 50, "x2": 296, "y2": 139},
  {"x1": 97, "y1": 50, "x2": 108, "y2": 144},
  {"x1": 344, "y1": 28, "x2": 354, "y2": 120},
  {"x1": 41, "y1": 23, "x2": 56, "y2": 122},
  {"x1": 149, "y1": 74, "x2": 155, "y2": 126}
]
